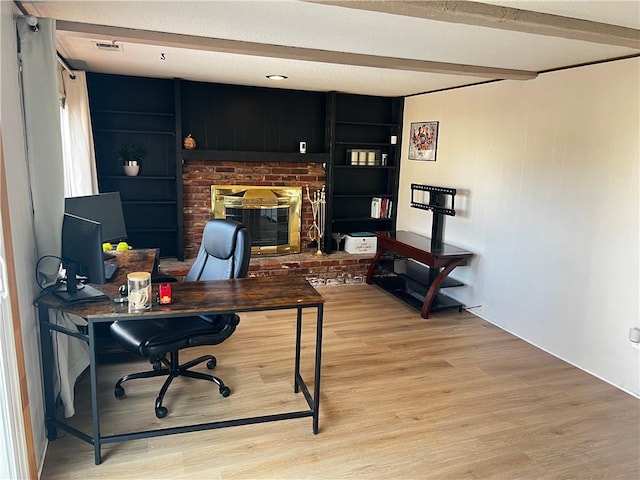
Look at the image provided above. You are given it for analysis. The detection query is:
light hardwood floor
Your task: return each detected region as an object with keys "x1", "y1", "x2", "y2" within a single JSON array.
[{"x1": 41, "y1": 284, "x2": 639, "y2": 479}]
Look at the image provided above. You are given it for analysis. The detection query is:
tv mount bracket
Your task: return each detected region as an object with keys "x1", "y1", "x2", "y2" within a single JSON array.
[{"x1": 410, "y1": 184, "x2": 457, "y2": 251}]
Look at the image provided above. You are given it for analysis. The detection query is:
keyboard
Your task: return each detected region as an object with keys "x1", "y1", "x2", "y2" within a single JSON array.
[{"x1": 104, "y1": 262, "x2": 118, "y2": 281}]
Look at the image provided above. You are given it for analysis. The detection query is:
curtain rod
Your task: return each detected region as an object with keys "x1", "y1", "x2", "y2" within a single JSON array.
[
  {"x1": 14, "y1": 1, "x2": 78, "y2": 80},
  {"x1": 13, "y1": 0, "x2": 28, "y2": 16},
  {"x1": 56, "y1": 53, "x2": 76, "y2": 80}
]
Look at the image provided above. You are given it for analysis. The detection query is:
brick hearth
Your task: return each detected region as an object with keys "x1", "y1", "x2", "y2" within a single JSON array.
[{"x1": 159, "y1": 250, "x2": 374, "y2": 282}]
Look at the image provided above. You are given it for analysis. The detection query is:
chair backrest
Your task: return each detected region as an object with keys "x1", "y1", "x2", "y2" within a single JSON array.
[{"x1": 184, "y1": 219, "x2": 251, "y2": 282}]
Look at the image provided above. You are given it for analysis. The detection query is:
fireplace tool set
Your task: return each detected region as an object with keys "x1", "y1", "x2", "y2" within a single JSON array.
[{"x1": 306, "y1": 185, "x2": 326, "y2": 257}]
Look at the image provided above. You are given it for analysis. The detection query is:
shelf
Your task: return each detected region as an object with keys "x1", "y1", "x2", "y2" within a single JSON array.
[
  {"x1": 335, "y1": 120, "x2": 397, "y2": 127},
  {"x1": 93, "y1": 110, "x2": 174, "y2": 117},
  {"x1": 100, "y1": 175, "x2": 176, "y2": 180},
  {"x1": 372, "y1": 276, "x2": 464, "y2": 314},
  {"x1": 335, "y1": 141, "x2": 393, "y2": 147},
  {"x1": 95, "y1": 128, "x2": 175, "y2": 136},
  {"x1": 122, "y1": 200, "x2": 177, "y2": 206},
  {"x1": 127, "y1": 227, "x2": 178, "y2": 233},
  {"x1": 404, "y1": 274, "x2": 464, "y2": 290},
  {"x1": 334, "y1": 165, "x2": 395, "y2": 169},
  {"x1": 332, "y1": 217, "x2": 393, "y2": 223},
  {"x1": 182, "y1": 149, "x2": 329, "y2": 164},
  {"x1": 375, "y1": 256, "x2": 465, "y2": 290},
  {"x1": 332, "y1": 193, "x2": 394, "y2": 198}
]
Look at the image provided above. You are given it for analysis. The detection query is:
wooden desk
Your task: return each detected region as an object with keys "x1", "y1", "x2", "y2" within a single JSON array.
[
  {"x1": 366, "y1": 231, "x2": 473, "y2": 319},
  {"x1": 103, "y1": 248, "x2": 159, "y2": 291},
  {"x1": 36, "y1": 253, "x2": 325, "y2": 465}
]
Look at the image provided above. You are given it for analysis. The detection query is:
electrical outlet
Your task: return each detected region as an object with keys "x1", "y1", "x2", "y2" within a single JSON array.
[{"x1": 629, "y1": 328, "x2": 640, "y2": 350}]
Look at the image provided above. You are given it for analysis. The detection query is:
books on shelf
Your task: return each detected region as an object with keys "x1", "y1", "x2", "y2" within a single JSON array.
[{"x1": 370, "y1": 196, "x2": 393, "y2": 219}]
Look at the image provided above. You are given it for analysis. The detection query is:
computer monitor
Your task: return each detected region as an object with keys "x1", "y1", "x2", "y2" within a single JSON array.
[
  {"x1": 61, "y1": 213, "x2": 106, "y2": 284},
  {"x1": 64, "y1": 192, "x2": 127, "y2": 244}
]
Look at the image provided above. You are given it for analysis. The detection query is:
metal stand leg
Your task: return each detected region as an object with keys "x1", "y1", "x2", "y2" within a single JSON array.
[
  {"x1": 38, "y1": 306, "x2": 58, "y2": 440},
  {"x1": 88, "y1": 321, "x2": 102, "y2": 464},
  {"x1": 313, "y1": 304, "x2": 324, "y2": 434},
  {"x1": 294, "y1": 307, "x2": 302, "y2": 393}
]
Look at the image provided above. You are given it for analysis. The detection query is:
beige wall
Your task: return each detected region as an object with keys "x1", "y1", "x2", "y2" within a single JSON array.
[{"x1": 399, "y1": 58, "x2": 640, "y2": 395}]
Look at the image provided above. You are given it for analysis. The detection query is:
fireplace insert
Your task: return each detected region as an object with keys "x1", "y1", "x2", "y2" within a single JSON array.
[{"x1": 211, "y1": 185, "x2": 302, "y2": 255}]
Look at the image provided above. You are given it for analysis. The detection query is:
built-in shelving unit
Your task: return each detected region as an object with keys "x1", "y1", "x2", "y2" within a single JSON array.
[
  {"x1": 325, "y1": 92, "x2": 403, "y2": 252},
  {"x1": 87, "y1": 73, "x2": 183, "y2": 259}
]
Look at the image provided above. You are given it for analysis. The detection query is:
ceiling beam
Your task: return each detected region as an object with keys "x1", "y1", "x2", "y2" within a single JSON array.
[
  {"x1": 55, "y1": 20, "x2": 537, "y2": 81},
  {"x1": 307, "y1": 1, "x2": 640, "y2": 49}
]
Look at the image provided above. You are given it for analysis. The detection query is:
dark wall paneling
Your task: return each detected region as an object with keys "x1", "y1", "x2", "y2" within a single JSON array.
[
  {"x1": 335, "y1": 94, "x2": 395, "y2": 124},
  {"x1": 180, "y1": 81, "x2": 326, "y2": 153},
  {"x1": 87, "y1": 73, "x2": 174, "y2": 113}
]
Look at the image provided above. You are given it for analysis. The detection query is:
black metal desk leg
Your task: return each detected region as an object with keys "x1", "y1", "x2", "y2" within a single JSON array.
[
  {"x1": 88, "y1": 321, "x2": 102, "y2": 465},
  {"x1": 38, "y1": 306, "x2": 57, "y2": 440},
  {"x1": 313, "y1": 304, "x2": 324, "y2": 434},
  {"x1": 294, "y1": 307, "x2": 302, "y2": 393}
]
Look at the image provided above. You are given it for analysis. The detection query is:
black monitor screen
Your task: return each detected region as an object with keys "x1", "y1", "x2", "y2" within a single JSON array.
[
  {"x1": 61, "y1": 213, "x2": 106, "y2": 284},
  {"x1": 64, "y1": 192, "x2": 127, "y2": 244}
]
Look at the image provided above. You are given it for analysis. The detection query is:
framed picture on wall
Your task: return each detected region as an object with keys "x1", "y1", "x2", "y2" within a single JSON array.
[{"x1": 408, "y1": 121, "x2": 439, "y2": 161}]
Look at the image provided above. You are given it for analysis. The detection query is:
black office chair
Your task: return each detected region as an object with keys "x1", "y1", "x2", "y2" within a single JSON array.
[{"x1": 110, "y1": 219, "x2": 251, "y2": 418}]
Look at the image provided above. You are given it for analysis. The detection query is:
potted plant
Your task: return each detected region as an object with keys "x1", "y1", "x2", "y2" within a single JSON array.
[{"x1": 118, "y1": 144, "x2": 145, "y2": 176}]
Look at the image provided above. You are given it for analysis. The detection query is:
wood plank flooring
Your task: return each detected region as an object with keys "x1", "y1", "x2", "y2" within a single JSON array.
[{"x1": 40, "y1": 285, "x2": 639, "y2": 479}]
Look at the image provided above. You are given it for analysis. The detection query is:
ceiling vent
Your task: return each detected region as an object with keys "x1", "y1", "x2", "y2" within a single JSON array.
[{"x1": 94, "y1": 42, "x2": 123, "y2": 53}]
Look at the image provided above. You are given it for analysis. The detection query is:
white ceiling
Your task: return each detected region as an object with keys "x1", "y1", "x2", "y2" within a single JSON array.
[{"x1": 22, "y1": 0, "x2": 640, "y2": 97}]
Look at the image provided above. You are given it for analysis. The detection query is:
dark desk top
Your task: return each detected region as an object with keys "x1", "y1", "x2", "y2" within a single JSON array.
[
  {"x1": 38, "y1": 273, "x2": 324, "y2": 323},
  {"x1": 375, "y1": 231, "x2": 472, "y2": 256},
  {"x1": 106, "y1": 248, "x2": 159, "y2": 290}
]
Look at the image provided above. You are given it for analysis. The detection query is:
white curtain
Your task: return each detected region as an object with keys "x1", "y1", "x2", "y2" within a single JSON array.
[
  {"x1": 59, "y1": 67, "x2": 98, "y2": 197},
  {"x1": 18, "y1": 16, "x2": 90, "y2": 418},
  {"x1": 17, "y1": 16, "x2": 64, "y2": 283}
]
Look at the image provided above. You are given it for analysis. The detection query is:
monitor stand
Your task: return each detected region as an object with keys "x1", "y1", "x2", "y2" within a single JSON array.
[{"x1": 53, "y1": 284, "x2": 107, "y2": 304}]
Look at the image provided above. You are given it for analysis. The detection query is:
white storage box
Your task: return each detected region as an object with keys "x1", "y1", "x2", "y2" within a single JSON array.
[{"x1": 344, "y1": 233, "x2": 377, "y2": 254}]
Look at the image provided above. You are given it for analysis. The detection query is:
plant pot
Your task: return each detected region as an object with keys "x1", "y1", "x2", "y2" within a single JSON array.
[{"x1": 123, "y1": 162, "x2": 140, "y2": 176}]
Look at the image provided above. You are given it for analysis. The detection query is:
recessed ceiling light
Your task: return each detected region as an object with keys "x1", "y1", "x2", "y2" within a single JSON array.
[{"x1": 266, "y1": 75, "x2": 288, "y2": 80}]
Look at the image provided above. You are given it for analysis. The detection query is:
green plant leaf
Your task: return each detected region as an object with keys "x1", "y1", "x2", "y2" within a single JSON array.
[{"x1": 117, "y1": 144, "x2": 145, "y2": 162}]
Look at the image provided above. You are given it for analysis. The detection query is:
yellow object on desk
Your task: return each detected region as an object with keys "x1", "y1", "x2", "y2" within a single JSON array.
[{"x1": 116, "y1": 242, "x2": 130, "y2": 251}]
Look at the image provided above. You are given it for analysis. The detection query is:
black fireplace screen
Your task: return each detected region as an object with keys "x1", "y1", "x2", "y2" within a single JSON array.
[{"x1": 226, "y1": 207, "x2": 289, "y2": 247}]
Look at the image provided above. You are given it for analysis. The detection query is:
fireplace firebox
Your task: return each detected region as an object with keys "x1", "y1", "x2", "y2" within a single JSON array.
[{"x1": 211, "y1": 185, "x2": 302, "y2": 255}]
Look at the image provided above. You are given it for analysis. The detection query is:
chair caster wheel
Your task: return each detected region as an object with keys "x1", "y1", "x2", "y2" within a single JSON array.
[
  {"x1": 114, "y1": 386, "x2": 125, "y2": 399},
  {"x1": 155, "y1": 406, "x2": 168, "y2": 418},
  {"x1": 152, "y1": 361, "x2": 162, "y2": 371},
  {"x1": 220, "y1": 386, "x2": 231, "y2": 397},
  {"x1": 206, "y1": 358, "x2": 217, "y2": 369}
]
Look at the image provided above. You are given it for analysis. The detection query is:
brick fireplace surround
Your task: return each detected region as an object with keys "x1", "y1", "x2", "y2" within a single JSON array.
[{"x1": 159, "y1": 160, "x2": 373, "y2": 280}]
